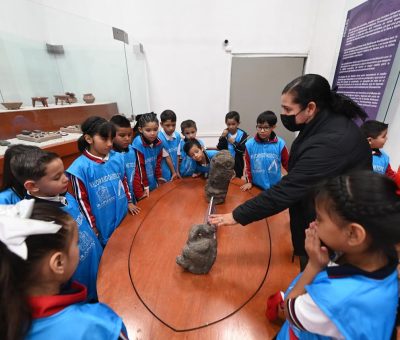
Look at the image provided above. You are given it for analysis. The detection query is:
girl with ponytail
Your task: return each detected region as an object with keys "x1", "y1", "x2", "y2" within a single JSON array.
[
  {"x1": 0, "y1": 200, "x2": 127, "y2": 339},
  {"x1": 277, "y1": 171, "x2": 400, "y2": 339},
  {"x1": 132, "y1": 112, "x2": 165, "y2": 199},
  {"x1": 68, "y1": 116, "x2": 137, "y2": 246}
]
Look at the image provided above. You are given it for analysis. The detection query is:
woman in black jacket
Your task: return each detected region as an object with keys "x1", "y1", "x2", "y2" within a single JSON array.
[{"x1": 209, "y1": 74, "x2": 372, "y2": 268}]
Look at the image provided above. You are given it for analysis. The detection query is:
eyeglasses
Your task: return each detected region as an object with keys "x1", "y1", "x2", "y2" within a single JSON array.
[{"x1": 256, "y1": 125, "x2": 271, "y2": 132}]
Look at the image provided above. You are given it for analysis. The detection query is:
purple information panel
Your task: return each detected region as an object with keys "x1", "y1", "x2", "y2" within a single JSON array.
[{"x1": 333, "y1": 0, "x2": 400, "y2": 120}]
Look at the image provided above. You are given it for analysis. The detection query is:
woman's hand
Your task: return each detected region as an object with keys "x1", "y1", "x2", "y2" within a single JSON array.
[
  {"x1": 208, "y1": 213, "x2": 238, "y2": 227},
  {"x1": 305, "y1": 222, "x2": 330, "y2": 270},
  {"x1": 192, "y1": 173, "x2": 201, "y2": 178},
  {"x1": 128, "y1": 202, "x2": 141, "y2": 215}
]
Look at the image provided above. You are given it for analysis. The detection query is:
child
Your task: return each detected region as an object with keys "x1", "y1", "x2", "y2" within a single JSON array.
[
  {"x1": 240, "y1": 111, "x2": 288, "y2": 191},
  {"x1": 179, "y1": 119, "x2": 205, "y2": 177},
  {"x1": 0, "y1": 144, "x2": 39, "y2": 204},
  {"x1": 132, "y1": 112, "x2": 165, "y2": 199},
  {"x1": 67, "y1": 116, "x2": 136, "y2": 246},
  {"x1": 360, "y1": 120, "x2": 396, "y2": 179},
  {"x1": 278, "y1": 171, "x2": 400, "y2": 339},
  {"x1": 158, "y1": 109, "x2": 181, "y2": 181},
  {"x1": 10, "y1": 148, "x2": 103, "y2": 301},
  {"x1": 0, "y1": 200, "x2": 127, "y2": 339},
  {"x1": 217, "y1": 111, "x2": 248, "y2": 178},
  {"x1": 183, "y1": 139, "x2": 217, "y2": 178},
  {"x1": 110, "y1": 114, "x2": 140, "y2": 214}
]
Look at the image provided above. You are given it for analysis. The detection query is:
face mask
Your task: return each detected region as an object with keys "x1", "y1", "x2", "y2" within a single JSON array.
[{"x1": 280, "y1": 109, "x2": 306, "y2": 132}]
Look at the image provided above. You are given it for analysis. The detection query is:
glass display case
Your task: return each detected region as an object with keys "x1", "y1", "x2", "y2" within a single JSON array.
[{"x1": 0, "y1": 0, "x2": 149, "y2": 117}]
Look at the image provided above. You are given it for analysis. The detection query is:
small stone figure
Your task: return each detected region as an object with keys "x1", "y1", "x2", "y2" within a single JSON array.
[
  {"x1": 176, "y1": 224, "x2": 217, "y2": 274},
  {"x1": 205, "y1": 150, "x2": 234, "y2": 204}
]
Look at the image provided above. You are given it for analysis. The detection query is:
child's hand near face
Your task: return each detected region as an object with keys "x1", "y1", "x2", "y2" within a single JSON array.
[
  {"x1": 221, "y1": 129, "x2": 229, "y2": 138},
  {"x1": 128, "y1": 202, "x2": 141, "y2": 215},
  {"x1": 305, "y1": 222, "x2": 330, "y2": 270}
]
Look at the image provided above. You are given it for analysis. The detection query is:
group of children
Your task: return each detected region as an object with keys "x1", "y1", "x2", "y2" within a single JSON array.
[{"x1": 0, "y1": 107, "x2": 399, "y2": 339}]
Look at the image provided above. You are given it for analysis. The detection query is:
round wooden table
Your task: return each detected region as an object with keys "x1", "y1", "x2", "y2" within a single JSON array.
[{"x1": 98, "y1": 178, "x2": 297, "y2": 339}]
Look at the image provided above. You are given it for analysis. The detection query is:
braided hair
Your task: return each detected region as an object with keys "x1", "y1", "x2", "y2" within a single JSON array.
[
  {"x1": 133, "y1": 112, "x2": 158, "y2": 133},
  {"x1": 315, "y1": 171, "x2": 400, "y2": 254}
]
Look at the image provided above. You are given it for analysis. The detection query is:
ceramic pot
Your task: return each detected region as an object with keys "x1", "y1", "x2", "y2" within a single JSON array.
[{"x1": 83, "y1": 93, "x2": 95, "y2": 104}]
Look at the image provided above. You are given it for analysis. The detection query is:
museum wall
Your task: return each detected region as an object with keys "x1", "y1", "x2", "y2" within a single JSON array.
[
  {"x1": 3, "y1": 0, "x2": 399, "y2": 164},
  {"x1": 28, "y1": 0, "x2": 320, "y2": 145}
]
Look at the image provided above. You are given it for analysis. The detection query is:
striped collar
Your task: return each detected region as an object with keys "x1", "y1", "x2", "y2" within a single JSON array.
[
  {"x1": 140, "y1": 134, "x2": 162, "y2": 148},
  {"x1": 83, "y1": 149, "x2": 110, "y2": 164}
]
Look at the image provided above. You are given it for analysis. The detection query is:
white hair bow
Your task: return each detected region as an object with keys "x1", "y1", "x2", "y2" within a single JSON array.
[{"x1": 0, "y1": 199, "x2": 62, "y2": 260}]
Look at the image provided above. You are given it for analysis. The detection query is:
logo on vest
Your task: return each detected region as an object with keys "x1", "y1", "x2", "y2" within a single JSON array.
[
  {"x1": 96, "y1": 185, "x2": 115, "y2": 208},
  {"x1": 79, "y1": 230, "x2": 95, "y2": 261}
]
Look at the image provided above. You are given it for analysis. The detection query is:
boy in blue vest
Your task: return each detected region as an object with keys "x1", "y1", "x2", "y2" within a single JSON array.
[
  {"x1": 158, "y1": 109, "x2": 181, "y2": 181},
  {"x1": 179, "y1": 119, "x2": 205, "y2": 177},
  {"x1": 10, "y1": 148, "x2": 103, "y2": 301},
  {"x1": 360, "y1": 120, "x2": 396, "y2": 179},
  {"x1": 110, "y1": 114, "x2": 141, "y2": 214},
  {"x1": 217, "y1": 111, "x2": 248, "y2": 178},
  {"x1": 241, "y1": 111, "x2": 289, "y2": 191}
]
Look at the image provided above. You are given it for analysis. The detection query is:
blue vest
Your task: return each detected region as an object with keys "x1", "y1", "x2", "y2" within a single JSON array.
[
  {"x1": 0, "y1": 187, "x2": 21, "y2": 204},
  {"x1": 121, "y1": 145, "x2": 137, "y2": 202},
  {"x1": 245, "y1": 137, "x2": 285, "y2": 190},
  {"x1": 158, "y1": 130, "x2": 181, "y2": 181},
  {"x1": 195, "y1": 150, "x2": 218, "y2": 174},
  {"x1": 372, "y1": 150, "x2": 390, "y2": 174},
  {"x1": 132, "y1": 135, "x2": 163, "y2": 191},
  {"x1": 227, "y1": 129, "x2": 245, "y2": 157},
  {"x1": 67, "y1": 152, "x2": 128, "y2": 246},
  {"x1": 26, "y1": 302, "x2": 126, "y2": 339},
  {"x1": 278, "y1": 268, "x2": 398, "y2": 339},
  {"x1": 179, "y1": 139, "x2": 205, "y2": 177},
  {"x1": 63, "y1": 193, "x2": 103, "y2": 301}
]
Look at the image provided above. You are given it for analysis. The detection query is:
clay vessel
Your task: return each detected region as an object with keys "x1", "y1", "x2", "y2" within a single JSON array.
[
  {"x1": 1, "y1": 102, "x2": 22, "y2": 110},
  {"x1": 83, "y1": 93, "x2": 95, "y2": 104}
]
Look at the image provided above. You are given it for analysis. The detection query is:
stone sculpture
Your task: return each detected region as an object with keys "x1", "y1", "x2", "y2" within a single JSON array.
[
  {"x1": 205, "y1": 150, "x2": 234, "y2": 204},
  {"x1": 176, "y1": 223, "x2": 217, "y2": 274}
]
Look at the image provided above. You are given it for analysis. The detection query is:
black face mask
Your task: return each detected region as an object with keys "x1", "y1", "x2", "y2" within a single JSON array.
[{"x1": 280, "y1": 110, "x2": 306, "y2": 132}]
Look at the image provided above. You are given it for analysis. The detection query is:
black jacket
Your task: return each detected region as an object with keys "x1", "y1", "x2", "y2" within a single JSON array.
[
  {"x1": 217, "y1": 128, "x2": 248, "y2": 177},
  {"x1": 232, "y1": 109, "x2": 372, "y2": 255}
]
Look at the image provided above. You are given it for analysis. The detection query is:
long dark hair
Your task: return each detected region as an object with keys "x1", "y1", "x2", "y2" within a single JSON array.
[
  {"x1": 183, "y1": 139, "x2": 203, "y2": 155},
  {"x1": 77, "y1": 116, "x2": 116, "y2": 153},
  {"x1": 315, "y1": 171, "x2": 400, "y2": 254},
  {"x1": 0, "y1": 203, "x2": 74, "y2": 340},
  {"x1": 282, "y1": 74, "x2": 368, "y2": 121},
  {"x1": 0, "y1": 145, "x2": 40, "y2": 197}
]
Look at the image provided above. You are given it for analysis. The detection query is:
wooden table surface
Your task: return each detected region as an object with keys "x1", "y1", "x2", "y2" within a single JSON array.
[{"x1": 98, "y1": 178, "x2": 298, "y2": 340}]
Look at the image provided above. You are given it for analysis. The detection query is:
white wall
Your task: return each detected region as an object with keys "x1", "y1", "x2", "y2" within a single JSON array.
[
  {"x1": 12, "y1": 0, "x2": 400, "y2": 155},
  {"x1": 28, "y1": 0, "x2": 319, "y2": 145}
]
